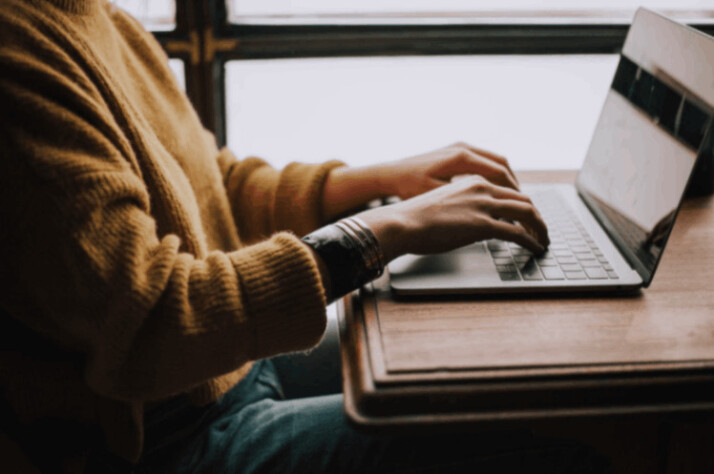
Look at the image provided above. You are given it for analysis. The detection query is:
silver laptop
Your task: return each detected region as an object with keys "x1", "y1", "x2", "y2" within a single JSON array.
[{"x1": 389, "y1": 8, "x2": 714, "y2": 296}]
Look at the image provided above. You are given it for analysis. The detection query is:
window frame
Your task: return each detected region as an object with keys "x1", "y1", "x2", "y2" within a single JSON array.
[{"x1": 155, "y1": 0, "x2": 714, "y2": 147}]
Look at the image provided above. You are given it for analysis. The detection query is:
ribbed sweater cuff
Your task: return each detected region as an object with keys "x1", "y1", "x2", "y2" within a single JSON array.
[
  {"x1": 231, "y1": 232, "x2": 327, "y2": 358},
  {"x1": 275, "y1": 160, "x2": 346, "y2": 235}
]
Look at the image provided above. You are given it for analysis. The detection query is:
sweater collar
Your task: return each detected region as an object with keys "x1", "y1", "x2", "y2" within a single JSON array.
[{"x1": 41, "y1": 0, "x2": 101, "y2": 15}]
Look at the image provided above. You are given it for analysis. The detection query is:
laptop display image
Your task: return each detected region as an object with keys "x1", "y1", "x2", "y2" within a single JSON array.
[{"x1": 389, "y1": 8, "x2": 714, "y2": 296}]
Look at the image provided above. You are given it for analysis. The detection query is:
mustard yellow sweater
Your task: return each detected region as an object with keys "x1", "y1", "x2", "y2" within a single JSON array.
[{"x1": 0, "y1": 0, "x2": 342, "y2": 466}]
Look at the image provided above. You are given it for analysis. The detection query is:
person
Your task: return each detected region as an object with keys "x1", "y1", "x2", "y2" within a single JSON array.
[{"x1": 0, "y1": 1, "x2": 610, "y2": 472}]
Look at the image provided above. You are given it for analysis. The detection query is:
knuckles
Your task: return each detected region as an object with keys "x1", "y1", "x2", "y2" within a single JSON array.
[
  {"x1": 449, "y1": 141, "x2": 510, "y2": 166},
  {"x1": 452, "y1": 148, "x2": 473, "y2": 165},
  {"x1": 492, "y1": 164, "x2": 510, "y2": 181},
  {"x1": 466, "y1": 178, "x2": 490, "y2": 194}
]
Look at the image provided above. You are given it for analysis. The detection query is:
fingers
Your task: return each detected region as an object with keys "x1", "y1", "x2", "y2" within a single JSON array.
[
  {"x1": 484, "y1": 183, "x2": 533, "y2": 203},
  {"x1": 486, "y1": 199, "x2": 549, "y2": 247},
  {"x1": 483, "y1": 219, "x2": 546, "y2": 255},
  {"x1": 459, "y1": 177, "x2": 549, "y2": 248},
  {"x1": 450, "y1": 142, "x2": 520, "y2": 189},
  {"x1": 434, "y1": 149, "x2": 518, "y2": 190},
  {"x1": 466, "y1": 146, "x2": 518, "y2": 185}
]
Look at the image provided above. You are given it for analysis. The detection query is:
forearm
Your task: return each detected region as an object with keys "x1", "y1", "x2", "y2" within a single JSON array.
[
  {"x1": 219, "y1": 151, "x2": 347, "y2": 238},
  {"x1": 322, "y1": 165, "x2": 394, "y2": 222},
  {"x1": 7, "y1": 185, "x2": 327, "y2": 401}
]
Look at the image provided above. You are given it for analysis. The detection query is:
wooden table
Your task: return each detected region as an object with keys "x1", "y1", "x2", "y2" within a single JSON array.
[{"x1": 337, "y1": 170, "x2": 714, "y2": 470}]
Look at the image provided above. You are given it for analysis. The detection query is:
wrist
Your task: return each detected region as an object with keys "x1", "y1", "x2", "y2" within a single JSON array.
[
  {"x1": 356, "y1": 206, "x2": 407, "y2": 263},
  {"x1": 323, "y1": 165, "x2": 390, "y2": 221},
  {"x1": 302, "y1": 217, "x2": 386, "y2": 300},
  {"x1": 332, "y1": 164, "x2": 397, "y2": 197},
  {"x1": 368, "y1": 163, "x2": 398, "y2": 197}
]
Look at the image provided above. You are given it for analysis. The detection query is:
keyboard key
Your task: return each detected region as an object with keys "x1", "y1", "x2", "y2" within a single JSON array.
[
  {"x1": 541, "y1": 267, "x2": 566, "y2": 280},
  {"x1": 491, "y1": 250, "x2": 511, "y2": 258},
  {"x1": 514, "y1": 255, "x2": 531, "y2": 263},
  {"x1": 525, "y1": 191, "x2": 621, "y2": 285},
  {"x1": 607, "y1": 271, "x2": 619, "y2": 279},
  {"x1": 488, "y1": 241, "x2": 507, "y2": 251},
  {"x1": 496, "y1": 264, "x2": 517, "y2": 272},
  {"x1": 565, "y1": 271, "x2": 587, "y2": 280},
  {"x1": 575, "y1": 253, "x2": 596, "y2": 261},
  {"x1": 511, "y1": 248, "x2": 532, "y2": 256},
  {"x1": 520, "y1": 261, "x2": 543, "y2": 280},
  {"x1": 498, "y1": 272, "x2": 521, "y2": 281},
  {"x1": 493, "y1": 257, "x2": 513, "y2": 265},
  {"x1": 584, "y1": 267, "x2": 608, "y2": 279}
]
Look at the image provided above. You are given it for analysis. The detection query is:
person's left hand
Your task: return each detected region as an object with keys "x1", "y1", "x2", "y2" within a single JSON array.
[{"x1": 373, "y1": 142, "x2": 519, "y2": 200}]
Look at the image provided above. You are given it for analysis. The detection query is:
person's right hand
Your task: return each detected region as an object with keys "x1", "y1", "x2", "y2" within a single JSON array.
[{"x1": 357, "y1": 174, "x2": 549, "y2": 263}]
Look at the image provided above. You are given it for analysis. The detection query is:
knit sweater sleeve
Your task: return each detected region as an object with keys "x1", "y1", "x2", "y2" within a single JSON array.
[
  {"x1": 216, "y1": 148, "x2": 345, "y2": 241},
  {"x1": 0, "y1": 26, "x2": 326, "y2": 402}
]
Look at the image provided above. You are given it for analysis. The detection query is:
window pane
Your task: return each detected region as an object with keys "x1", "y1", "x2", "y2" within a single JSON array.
[
  {"x1": 228, "y1": 0, "x2": 714, "y2": 24},
  {"x1": 113, "y1": 0, "x2": 176, "y2": 31},
  {"x1": 168, "y1": 59, "x2": 185, "y2": 92},
  {"x1": 226, "y1": 55, "x2": 618, "y2": 171}
]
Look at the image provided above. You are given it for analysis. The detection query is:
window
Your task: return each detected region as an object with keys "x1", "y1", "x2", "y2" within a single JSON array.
[
  {"x1": 120, "y1": 1, "x2": 714, "y2": 169},
  {"x1": 227, "y1": 0, "x2": 714, "y2": 24},
  {"x1": 219, "y1": 1, "x2": 712, "y2": 168},
  {"x1": 225, "y1": 55, "x2": 617, "y2": 170},
  {"x1": 113, "y1": 0, "x2": 176, "y2": 31},
  {"x1": 168, "y1": 59, "x2": 186, "y2": 92}
]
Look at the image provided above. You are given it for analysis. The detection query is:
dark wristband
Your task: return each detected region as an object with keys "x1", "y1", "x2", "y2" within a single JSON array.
[{"x1": 302, "y1": 223, "x2": 383, "y2": 299}]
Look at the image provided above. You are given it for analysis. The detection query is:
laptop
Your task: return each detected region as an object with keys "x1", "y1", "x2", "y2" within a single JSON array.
[{"x1": 389, "y1": 8, "x2": 714, "y2": 296}]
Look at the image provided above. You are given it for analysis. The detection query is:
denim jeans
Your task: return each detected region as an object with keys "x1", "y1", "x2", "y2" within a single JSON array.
[{"x1": 89, "y1": 318, "x2": 611, "y2": 473}]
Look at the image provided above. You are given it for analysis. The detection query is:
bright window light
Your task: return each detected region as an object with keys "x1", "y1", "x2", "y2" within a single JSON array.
[
  {"x1": 226, "y1": 55, "x2": 618, "y2": 171},
  {"x1": 112, "y1": 0, "x2": 176, "y2": 31}
]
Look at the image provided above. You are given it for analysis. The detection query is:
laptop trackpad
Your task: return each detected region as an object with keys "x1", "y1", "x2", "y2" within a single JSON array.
[{"x1": 389, "y1": 242, "x2": 497, "y2": 289}]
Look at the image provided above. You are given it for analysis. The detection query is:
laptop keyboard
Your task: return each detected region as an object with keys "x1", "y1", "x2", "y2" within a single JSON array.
[{"x1": 487, "y1": 191, "x2": 619, "y2": 282}]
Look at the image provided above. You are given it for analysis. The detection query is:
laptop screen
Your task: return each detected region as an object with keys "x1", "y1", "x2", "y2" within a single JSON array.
[{"x1": 576, "y1": 9, "x2": 714, "y2": 286}]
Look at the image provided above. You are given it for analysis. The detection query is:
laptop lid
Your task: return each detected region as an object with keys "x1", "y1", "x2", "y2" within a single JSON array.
[{"x1": 575, "y1": 8, "x2": 714, "y2": 287}]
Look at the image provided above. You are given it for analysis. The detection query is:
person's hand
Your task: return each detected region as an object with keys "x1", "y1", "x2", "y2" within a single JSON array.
[
  {"x1": 357, "y1": 174, "x2": 548, "y2": 262},
  {"x1": 373, "y1": 142, "x2": 519, "y2": 200},
  {"x1": 322, "y1": 141, "x2": 518, "y2": 222}
]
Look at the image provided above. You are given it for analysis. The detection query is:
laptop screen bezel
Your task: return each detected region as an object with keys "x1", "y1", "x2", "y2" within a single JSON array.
[
  {"x1": 575, "y1": 62, "x2": 713, "y2": 287},
  {"x1": 576, "y1": 123, "x2": 711, "y2": 287}
]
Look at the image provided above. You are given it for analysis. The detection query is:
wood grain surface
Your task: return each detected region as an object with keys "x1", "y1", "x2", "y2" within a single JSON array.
[{"x1": 338, "y1": 170, "x2": 714, "y2": 425}]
